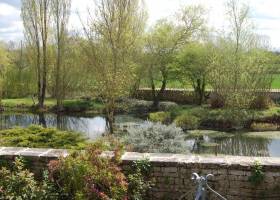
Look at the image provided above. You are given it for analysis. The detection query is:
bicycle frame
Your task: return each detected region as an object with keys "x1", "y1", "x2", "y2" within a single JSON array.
[{"x1": 179, "y1": 173, "x2": 227, "y2": 200}]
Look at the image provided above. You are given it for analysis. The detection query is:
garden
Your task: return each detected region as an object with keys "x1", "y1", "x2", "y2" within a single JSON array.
[{"x1": 1, "y1": 0, "x2": 280, "y2": 199}]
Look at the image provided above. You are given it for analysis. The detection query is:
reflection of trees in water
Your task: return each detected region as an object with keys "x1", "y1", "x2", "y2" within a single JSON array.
[
  {"x1": 0, "y1": 113, "x2": 91, "y2": 134},
  {"x1": 217, "y1": 136, "x2": 271, "y2": 157},
  {"x1": 193, "y1": 136, "x2": 271, "y2": 157},
  {"x1": 0, "y1": 113, "x2": 139, "y2": 139}
]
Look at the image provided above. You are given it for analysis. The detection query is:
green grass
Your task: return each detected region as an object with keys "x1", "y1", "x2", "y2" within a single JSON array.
[
  {"x1": 2, "y1": 98, "x2": 56, "y2": 108},
  {"x1": 272, "y1": 74, "x2": 280, "y2": 89},
  {"x1": 140, "y1": 74, "x2": 280, "y2": 89},
  {"x1": 1, "y1": 98, "x2": 105, "y2": 112},
  {"x1": 243, "y1": 131, "x2": 280, "y2": 139}
]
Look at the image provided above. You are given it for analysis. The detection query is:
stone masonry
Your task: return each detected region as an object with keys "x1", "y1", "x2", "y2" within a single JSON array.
[{"x1": 1, "y1": 147, "x2": 280, "y2": 199}]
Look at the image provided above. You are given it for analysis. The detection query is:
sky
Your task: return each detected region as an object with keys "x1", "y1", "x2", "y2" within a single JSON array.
[{"x1": 1, "y1": 0, "x2": 280, "y2": 50}]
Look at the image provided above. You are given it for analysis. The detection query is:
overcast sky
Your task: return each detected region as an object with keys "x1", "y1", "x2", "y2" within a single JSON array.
[{"x1": 1, "y1": 0, "x2": 280, "y2": 50}]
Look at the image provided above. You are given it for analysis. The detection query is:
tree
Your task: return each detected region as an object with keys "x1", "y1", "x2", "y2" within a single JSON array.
[
  {"x1": 21, "y1": 0, "x2": 51, "y2": 109},
  {"x1": 208, "y1": 0, "x2": 276, "y2": 109},
  {"x1": 145, "y1": 5, "x2": 205, "y2": 109},
  {"x1": 0, "y1": 43, "x2": 9, "y2": 104},
  {"x1": 4, "y1": 41, "x2": 35, "y2": 98},
  {"x1": 175, "y1": 42, "x2": 211, "y2": 105},
  {"x1": 51, "y1": 0, "x2": 71, "y2": 111},
  {"x1": 83, "y1": 0, "x2": 146, "y2": 133}
]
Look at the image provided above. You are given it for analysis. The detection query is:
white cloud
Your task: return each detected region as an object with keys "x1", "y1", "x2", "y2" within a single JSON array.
[{"x1": 1, "y1": 0, "x2": 280, "y2": 49}]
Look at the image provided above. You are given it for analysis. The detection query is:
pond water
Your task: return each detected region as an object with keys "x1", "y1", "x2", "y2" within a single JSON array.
[
  {"x1": 1, "y1": 112, "x2": 280, "y2": 157},
  {"x1": 0, "y1": 112, "x2": 144, "y2": 139},
  {"x1": 189, "y1": 134, "x2": 280, "y2": 157}
]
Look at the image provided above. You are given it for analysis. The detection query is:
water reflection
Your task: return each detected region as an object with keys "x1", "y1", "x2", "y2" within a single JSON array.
[
  {"x1": 189, "y1": 135, "x2": 274, "y2": 157},
  {"x1": 0, "y1": 113, "x2": 143, "y2": 140}
]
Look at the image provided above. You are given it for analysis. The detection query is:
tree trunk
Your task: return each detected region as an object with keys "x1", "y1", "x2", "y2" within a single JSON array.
[
  {"x1": 194, "y1": 78, "x2": 206, "y2": 105},
  {"x1": 152, "y1": 70, "x2": 167, "y2": 110},
  {"x1": 39, "y1": 0, "x2": 48, "y2": 110}
]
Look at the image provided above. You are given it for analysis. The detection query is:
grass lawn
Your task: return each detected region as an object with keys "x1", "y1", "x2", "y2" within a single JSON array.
[
  {"x1": 141, "y1": 74, "x2": 280, "y2": 89},
  {"x1": 1, "y1": 98, "x2": 104, "y2": 112},
  {"x1": 2, "y1": 98, "x2": 56, "y2": 108},
  {"x1": 272, "y1": 74, "x2": 280, "y2": 89}
]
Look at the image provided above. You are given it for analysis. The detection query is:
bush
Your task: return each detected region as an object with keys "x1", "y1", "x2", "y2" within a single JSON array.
[
  {"x1": 0, "y1": 157, "x2": 58, "y2": 200},
  {"x1": 250, "y1": 122, "x2": 278, "y2": 131},
  {"x1": 174, "y1": 114, "x2": 200, "y2": 130},
  {"x1": 0, "y1": 125, "x2": 86, "y2": 149},
  {"x1": 47, "y1": 140, "x2": 152, "y2": 200},
  {"x1": 123, "y1": 122, "x2": 190, "y2": 153},
  {"x1": 48, "y1": 142, "x2": 128, "y2": 200},
  {"x1": 209, "y1": 92, "x2": 225, "y2": 108},
  {"x1": 125, "y1": 160, "x2": 153, "y2": 200},
  {"x1": 149, "y1": 112, "x2": 171, "y2": 124},
  {"x1": 250, "y1": 95, "x2": 272, "y2": 109}
]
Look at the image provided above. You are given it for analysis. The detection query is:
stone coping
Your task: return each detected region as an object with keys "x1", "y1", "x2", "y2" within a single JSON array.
[
  {"x1": 1, "y1": 147, "x2": 280, "y2": 167},
  {"x1": 0, "y1": 147, "x2": 68, "y2": 158}
]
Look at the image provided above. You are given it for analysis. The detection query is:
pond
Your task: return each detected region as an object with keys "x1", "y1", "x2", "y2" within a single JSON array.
[
  {"x1": 1, "y1": 112, "x2": 280, "y2": 157},
  {"x1": 188, "y1": 133, "x2": 280, "y2": 157},
  {"x1": 0, "y1": 112, "x2": 144, "y2": 139}
]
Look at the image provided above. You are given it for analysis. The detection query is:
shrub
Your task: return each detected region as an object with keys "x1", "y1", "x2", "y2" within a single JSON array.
[
  {"x1": 149, "y1": 112, "x2": 171, "y2": 124},
  {"x1": 250, "y1": 122, "x2": 278, "y2": 131},
  {"x1": 250, "y1": 95, "x2": 272, "y2": 109},
  {"x1": 158, "y1": 101, "x2": 178, "y2": 111},
  {"x1": 209, "y1": 92, "x2": 225, "y2": 108},
  {"x1": 0, "y1": 125, "x2": 86, "y2": 149},
  {"x1": 48, "y1": 141, "x2": 128, "y2": 200},
  {"x1": 125, "y1": 159, "x2": 153, "y2": 200},
  {"x1": 123, "y1": 122, "x2": 190, "y2": 153},
  {"x1": 249, "y1": 161, "x2": 264, "y2": 185},
  {"x1": 0, "y1": 157, "x2": 58, "y2": 200},
  {"x1": 174, "y1": 114, "x2": 200, "y2": 130}
]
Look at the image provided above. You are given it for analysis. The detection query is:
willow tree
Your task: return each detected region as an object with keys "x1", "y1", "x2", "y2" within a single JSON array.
[
  {"x1": 21, "y1": 0, "x2": 51, "y2": 109},
  {"x1": 83, "y1": 0, "x2": 146, "y2": 133},
  {"x1": 51, "y1": 0, "x2": 71, "y2": 111},
  {"x1": 145, "y1": 5, "x2": 205, "y2": 109}
]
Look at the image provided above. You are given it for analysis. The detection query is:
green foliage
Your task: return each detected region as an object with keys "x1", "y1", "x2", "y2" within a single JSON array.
[
  {"x1": 0, "y1": 125, "x2": 86, "y2": 149},
  {"x1": 249, "y1": 161, "x2": 265, "y2": 185},
  {"x1": 123, "y1": 122, "x2": 190, "y2": 153},
  {"x1": 48, "y1": 142, "x2": 128, "y2": 200},
  {"x1": 175, "y1": 42, "x2": 211, "y2": 105},
  {"x1": 0, "y1": 157, "x2": 58, "y2": 200},
  {"x1": 126, "y1": 159, "x2": 153, "y2": 200},
  {"x1": 174, "y1": 113, "x2": 200, "y2": 130},
  {"x1": 149, "y1": 112, "x2": 171, "y2": 124},
  {"x1": 187, "y1": 130, "x2": 233, "y2": 139},
  {"x1": 250, "y1": 122, "x2": 278, "y2": 131}
]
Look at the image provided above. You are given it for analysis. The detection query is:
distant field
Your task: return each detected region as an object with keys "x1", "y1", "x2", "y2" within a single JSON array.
[
  {"x1": 141, "y1": 75, "x2": 280, "y2": 89},
  {"x1": 272, "y1": 75, "x2": 280, "y2": 89}
]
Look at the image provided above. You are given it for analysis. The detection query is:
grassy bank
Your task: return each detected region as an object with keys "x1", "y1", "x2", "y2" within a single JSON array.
[
  {"x1": 1, "y1": 98, "x2": 104, "y2": 113},
  {"x1": 149, "y1": 105, "x2": 280, "y2": 131}
]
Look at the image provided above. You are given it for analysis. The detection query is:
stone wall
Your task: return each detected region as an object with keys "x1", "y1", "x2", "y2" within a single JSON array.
[
  {"x1": 134, "y1": 88, "x2": 280, "y2": 104},
  {"x1": 1, "y1": 147, "x2": 280, "y2": 199}
]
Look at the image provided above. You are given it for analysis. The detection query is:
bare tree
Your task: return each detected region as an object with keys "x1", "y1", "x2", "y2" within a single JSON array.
[
  {"x1": 21, "y1": 0, "x2": 51, "y2": 109},
  {"x1": 51, "y1": 0, "x2": 71, "y2": 111}
]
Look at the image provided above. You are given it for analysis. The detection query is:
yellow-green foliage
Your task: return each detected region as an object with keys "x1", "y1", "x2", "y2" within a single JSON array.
[
  {"x1": 0, "y1": 125, "x2": 86, "y2": 149},
  {"x1": 175, "y1": 114, "x2": 200, "y2": 130},
  {"x1": 149, "y1": 112, "x2": 171, "y2": 124},
  {"x1": 250, "y1": 122, "x2": 278, "y2": 131}
]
